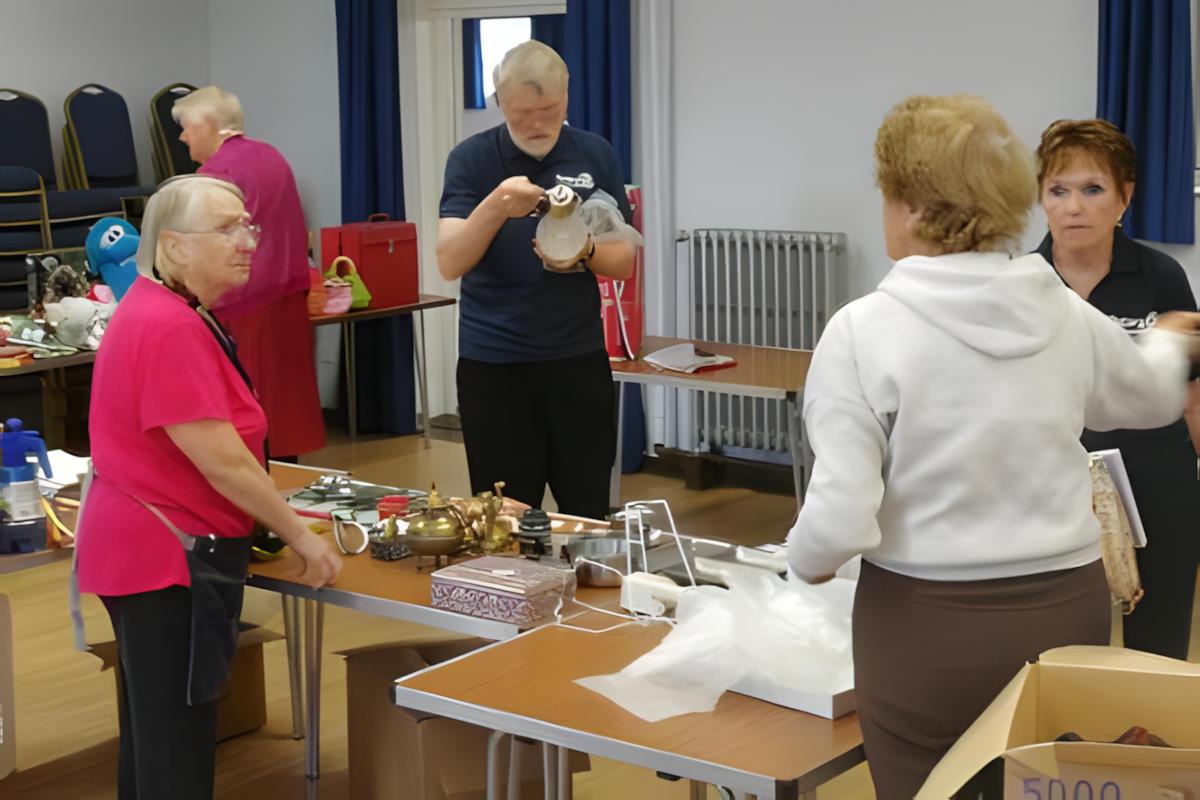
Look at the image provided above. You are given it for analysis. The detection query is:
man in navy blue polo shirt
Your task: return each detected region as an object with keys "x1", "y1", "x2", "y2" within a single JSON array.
[{"x1": 437, "y1": 40, "x2": 636, "y2": 519}]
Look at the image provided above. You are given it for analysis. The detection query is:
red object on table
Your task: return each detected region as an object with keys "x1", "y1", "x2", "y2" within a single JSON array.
[
  {"x1": 321, "y1": 214, "x2": 419, "y2": 308},
  {"x1": 596, "y1": 186, "x2": 645, "y2": 360},
  {"x1": 377, "y1": 495, "x2": 410, "y2": 518}
]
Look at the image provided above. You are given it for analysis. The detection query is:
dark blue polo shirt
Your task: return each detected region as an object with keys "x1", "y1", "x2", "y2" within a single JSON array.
[{"x1": 440, "y1": 123, "x2": 632, "y2": 363}]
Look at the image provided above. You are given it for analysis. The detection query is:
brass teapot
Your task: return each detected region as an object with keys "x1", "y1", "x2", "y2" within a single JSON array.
[{"x1": 404, "y1": 483, "x2": 470, "y2": 555}]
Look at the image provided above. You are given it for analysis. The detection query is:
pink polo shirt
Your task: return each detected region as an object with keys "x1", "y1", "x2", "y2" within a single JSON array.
[{"x1": 76, "y1": 277, "x2": 268, "y2": 596}]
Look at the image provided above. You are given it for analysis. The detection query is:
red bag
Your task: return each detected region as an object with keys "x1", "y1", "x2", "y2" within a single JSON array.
[
  {"x1": 320, "y1": 213, "x2": 419, "y2": 309},
  {"x1": 596, "y1": 186, "x2": 645, "y2": 360}
]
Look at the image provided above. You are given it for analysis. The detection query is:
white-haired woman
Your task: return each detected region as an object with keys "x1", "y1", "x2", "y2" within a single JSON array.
[
  {"x1": 75, "y1": 175, "x2": 341, "y2": 799},
  {"x1": 171, "y1": 85, "x2": 324, "y2": 460}
]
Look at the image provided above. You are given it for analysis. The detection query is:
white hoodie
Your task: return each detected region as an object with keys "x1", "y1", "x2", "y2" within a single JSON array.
[{"x1": 787, "y1": 251, "x2": 1190, "y2": 583}]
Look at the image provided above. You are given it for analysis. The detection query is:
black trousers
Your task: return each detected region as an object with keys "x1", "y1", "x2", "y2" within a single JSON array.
[
  {"x1": 457, "y1": 349, "x2": 616, "y2": 519},
  {"x1": 1118, "y1": 435, "x2": 1200, "y2": 660},
  {"x1": 101, "y1": 587, "x2": 217, "y2": 800}
]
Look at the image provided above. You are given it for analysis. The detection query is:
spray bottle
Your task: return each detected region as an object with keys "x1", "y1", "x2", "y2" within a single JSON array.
[{"x1": 0, "y1": 418, "x2": 52, "y2": 554}]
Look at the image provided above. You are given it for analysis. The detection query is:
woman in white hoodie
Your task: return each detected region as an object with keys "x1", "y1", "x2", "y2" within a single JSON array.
[{"x1": 786, "y1": 95, "x2": 1199, "y2": 799}]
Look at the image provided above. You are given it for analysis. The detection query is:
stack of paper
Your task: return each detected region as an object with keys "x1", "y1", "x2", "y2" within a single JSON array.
[{"x1": 643, "y1": 343, "x2": 735, "y2": 374}]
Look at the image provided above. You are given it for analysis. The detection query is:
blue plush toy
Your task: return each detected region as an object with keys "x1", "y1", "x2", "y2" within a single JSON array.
[{"x1": 85, "y1": 217, "x2": 139, "y2": 301}]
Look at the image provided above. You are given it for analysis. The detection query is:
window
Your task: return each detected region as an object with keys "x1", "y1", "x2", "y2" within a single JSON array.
[{"x1": 479, "y1": 17, "x2": 532, "y2": 100}]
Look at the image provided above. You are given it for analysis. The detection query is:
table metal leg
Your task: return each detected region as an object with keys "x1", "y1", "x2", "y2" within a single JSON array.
[
  {"x1": 282, "y1": 594, "x2": 305, "y2": 739},
  {"x1": 40, "y1": 367, "x2": 69, "y2": 450},
  {"x1": 486, "y1": 730, "x2": 506, "y2": 800},
  {"x1": 507, "y1": 736, "x2": 522, "y2": 800},
  {"x1": 343, "y1": 320, "x2": 358, "y2": 440},
  {"x1": 608, "y1": 381, "x2": 626, "y2": 512},
  {"x1": 541, "y1": 742, "x2": 559, "y2": 800},
  {"x1": 303, "y1": 598, "x2": 325, "y2": 780},
  {"x1": 556, "y1": 746, "x2": 571, "y2": 799},
  {"x1": 416, "y1": 310, "x2": 432, "y2": 449},
  {"x1": 785, "y1": 393, "x2": 809, "y2": 511}
]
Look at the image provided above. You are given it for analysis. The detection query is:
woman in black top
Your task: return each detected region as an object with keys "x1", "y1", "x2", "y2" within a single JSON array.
[{"x1": 1036, "y1": 118, "x2": 1199, "y2": 659}]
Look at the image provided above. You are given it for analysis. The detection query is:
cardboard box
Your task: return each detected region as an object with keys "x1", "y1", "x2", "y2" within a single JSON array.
[
  {"x1": 0, "y1": 594, "x2": 14, "y2": 780},
  {"x1": 919, "y1": 646, "x2": 1200, "y2": 799},
  {"x1": 344, "y1": 640, "x2": 589, "y2": 800},
  {"x1": 90, "y1": 626, "x2": 281, "y2": 743}
]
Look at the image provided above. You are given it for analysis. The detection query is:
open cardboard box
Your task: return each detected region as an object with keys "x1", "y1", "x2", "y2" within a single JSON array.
[
  {"x1": 90, "y1": 626, "x2": 281, "y2": 743},
  {"x1": 919, "y1": 646, "x2": 1200, "y2": 799},
  {"x1": 344, "y1": 639, "x2": 589, "y2": 800},
  {"x1": 0, "y1": 594, "x2": 14, "y2": 779}
]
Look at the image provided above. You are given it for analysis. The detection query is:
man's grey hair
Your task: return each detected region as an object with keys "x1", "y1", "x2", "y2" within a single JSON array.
[
  {"x1": 171, "y1": 85, "x2": 244, "y2": 134},
  {"x1": 493, "y1": 40, "x2": 568, "y2": 98},
  {"x1": 135, "y1": 175, "x2": 245, "y2": 278}
]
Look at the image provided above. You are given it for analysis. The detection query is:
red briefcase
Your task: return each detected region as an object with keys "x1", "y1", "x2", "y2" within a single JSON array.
[{"x1": 320, "y1": 213, "x2": 419, "y2": 308}]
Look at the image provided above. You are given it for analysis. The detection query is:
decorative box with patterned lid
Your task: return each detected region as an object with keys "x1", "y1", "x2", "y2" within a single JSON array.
[{"x1": 430, "y1": 555, "x2": 578, "y2": 629}]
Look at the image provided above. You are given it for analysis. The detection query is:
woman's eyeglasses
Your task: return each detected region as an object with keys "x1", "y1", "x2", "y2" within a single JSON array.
[{"x1": 175, "y1": 218, "x2": 262, "y2": 245}]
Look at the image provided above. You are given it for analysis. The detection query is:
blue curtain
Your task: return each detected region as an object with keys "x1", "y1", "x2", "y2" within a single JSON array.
[
  {"x1": 334, "y1": 0, "x2": 417, "y2": 436},
  {"x1": 1097, "y1": 0, "x2": 1195, "y2": 244},
  {"x1": 463, "y1": 19, "x2": 486, "y2": 109},
  {"x1": 563, "y1": 1, "x2": 632, "y2": 183},
  {"x1": 531, "y1": 14, "x2": 565, "y2": 57},
  {"x1": 558, "y1": 0, "x2": 641, "y2": 472}
]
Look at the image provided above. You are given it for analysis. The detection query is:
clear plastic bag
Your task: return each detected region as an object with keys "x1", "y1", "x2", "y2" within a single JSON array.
[
  {"x1": 576, "y1": 570, "x2": 854, "y2": 722},
  {"x1": 579, "y1": 189, "x2": 644, "y2": 247}
]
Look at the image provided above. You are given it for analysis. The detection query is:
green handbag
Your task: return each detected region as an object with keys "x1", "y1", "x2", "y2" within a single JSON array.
[{"x1": 326, "y1": 256, "x2": 372, "y2": 309}]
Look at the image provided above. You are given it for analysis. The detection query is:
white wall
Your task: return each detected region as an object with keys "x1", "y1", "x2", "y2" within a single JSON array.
[
  {"x1": 207, "y1": 0, "x2": 342, "y2": 233},
  {"x1": 672, "y1": 0, "x2": 1103, "y2": 301},
  {"x1": 0, "y1": 0, "x2": 209, "y2": 189},
  {"x1": 462, "y1": 96, "x2": 504, "y2": 140}
]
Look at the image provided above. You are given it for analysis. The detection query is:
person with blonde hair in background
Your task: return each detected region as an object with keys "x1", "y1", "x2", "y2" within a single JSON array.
[{"x1": 786, "y1": 95, "x2": 1200, "y2": 798}]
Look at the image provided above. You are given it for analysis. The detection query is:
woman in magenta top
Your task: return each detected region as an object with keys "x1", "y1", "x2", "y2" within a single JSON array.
[
  {"x1": 171, "y1": 85, "x2": 325, "y2": 460},
  {"x1": 75, "y1": 175, "x2": 341, "y2": 799}
]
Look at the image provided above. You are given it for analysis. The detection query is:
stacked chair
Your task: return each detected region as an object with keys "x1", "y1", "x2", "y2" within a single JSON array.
[
  {"x1": 0, "y1": 84, "x2": 184, "y2": 312},
  {"x1": 149, "y1": 83, "x2": 198, "y2": 183}
]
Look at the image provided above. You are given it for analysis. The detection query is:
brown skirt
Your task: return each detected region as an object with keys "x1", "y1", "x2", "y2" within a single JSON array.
[{"x1": 852, "y1": 559, "x2": 1110, "y2": 800}]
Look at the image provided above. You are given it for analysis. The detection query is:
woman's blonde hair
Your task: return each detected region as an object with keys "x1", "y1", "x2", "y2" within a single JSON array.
[
  {"x1": 136, "y1": 174, "x2": 245, "y2": 278},
  {"x1": 874, "y1": 94, "x2": 1036, "y2": 253},
  {"x1": 171, "y1": 85, "x2": 244, "y2": 134}
]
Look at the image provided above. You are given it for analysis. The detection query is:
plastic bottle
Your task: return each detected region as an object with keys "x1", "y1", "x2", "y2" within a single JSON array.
[{"x1": 0, "y1": 418, "x2": 53, "y2": 553}]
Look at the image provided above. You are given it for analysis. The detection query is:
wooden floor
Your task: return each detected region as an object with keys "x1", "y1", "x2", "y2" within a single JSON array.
[{"x1": 0, "y1": 432, "x2": 877, "y2": 799}]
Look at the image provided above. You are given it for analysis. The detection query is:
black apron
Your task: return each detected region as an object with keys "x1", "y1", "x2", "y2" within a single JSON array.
[{"x1": 122, "y1": 305, "x2": 261, "y2": 706}]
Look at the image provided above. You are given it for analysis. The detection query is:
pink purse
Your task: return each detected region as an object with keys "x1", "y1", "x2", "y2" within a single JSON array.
[{"x1": 322, "y1": 278, "x2": 353, "y2": 315}]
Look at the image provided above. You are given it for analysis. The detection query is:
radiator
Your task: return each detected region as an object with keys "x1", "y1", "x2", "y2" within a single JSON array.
[{"x1": 674, "y1": 228, "x2": 848, "y2": 464}]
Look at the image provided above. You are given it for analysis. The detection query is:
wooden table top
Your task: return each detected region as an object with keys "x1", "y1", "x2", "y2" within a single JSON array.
[
  {"x1": 611, "y1": 336, "x2": 811, "y2": 400},
  {"x1": 254, "y1": 461, "x2": 619, "y2": 618},
  {"x1": 0, "y1": 351, "x2": 96, "y2": 377},
  {"x1": 396, "y1": 618, "x2": 863, "y2": 788},
  {"x1": 309, "y1": 293, "x2": 456, "y2": 326}
]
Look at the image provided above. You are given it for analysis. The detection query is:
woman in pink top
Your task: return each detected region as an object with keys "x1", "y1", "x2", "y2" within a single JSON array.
[
  {"x1": 75, "y1": 175, "x2": 341, "y2": 799},
  {"x1": 172, "y1": 85, "x2": 325, "y2": 459}
]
